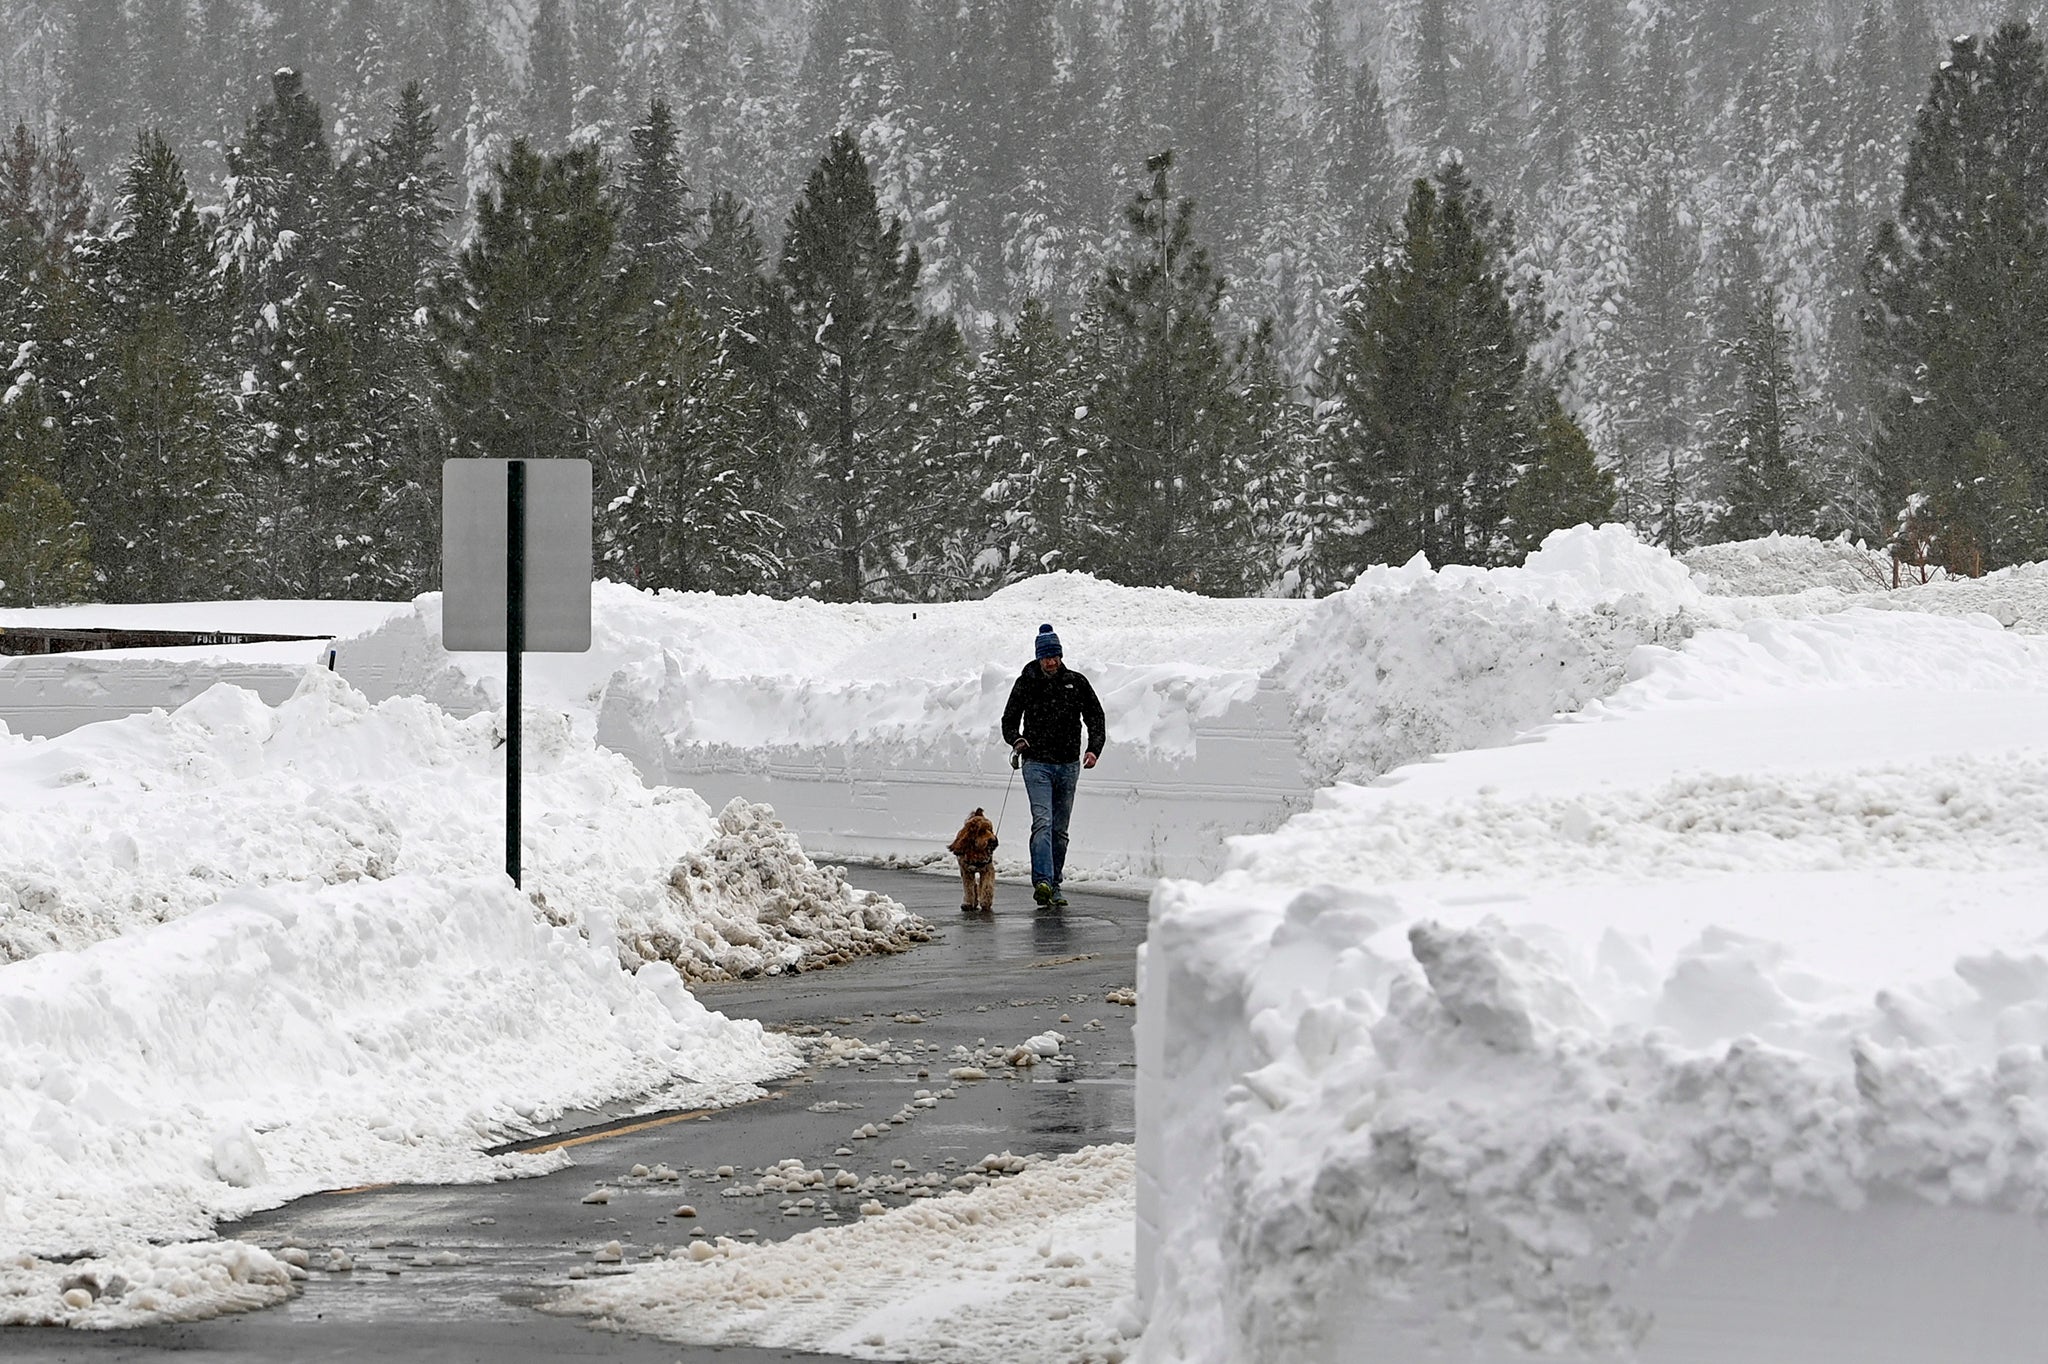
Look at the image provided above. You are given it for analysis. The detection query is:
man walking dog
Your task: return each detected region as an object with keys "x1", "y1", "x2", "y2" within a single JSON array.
[{"x1": 1002, "y1": 624, "x2": 1107, "y2": 908}]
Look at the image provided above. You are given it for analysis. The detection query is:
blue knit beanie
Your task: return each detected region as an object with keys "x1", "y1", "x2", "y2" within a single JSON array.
[{"x1": 1034, "y1": 623, "x2": 1063, "y2": 659}]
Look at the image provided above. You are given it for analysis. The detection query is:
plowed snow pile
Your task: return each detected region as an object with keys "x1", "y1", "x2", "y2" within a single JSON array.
[
  {"x1": 0, "y1": 668, "x2": 920, "y2": 976},
  {"x1": 1145, "y1": 596, "x2": 2048, "y2": 1362},
  {"x1": 554, "y1": 1144, "x2": 1138, "y2": 1363},
  {"x1": 0, "y1": 668, "x2": 921, "y2": 1326},
  {"x1": 339, "y1": 571, "x2": 1308, "y2": 759}
]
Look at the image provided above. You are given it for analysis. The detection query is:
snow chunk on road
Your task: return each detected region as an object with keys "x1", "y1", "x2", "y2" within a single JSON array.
[
  {"x1": 0, "y1": 1240, "x2": 294, "y2": 1327},
  {"x1": 554, "y1": 1144, "x2": 1136, "y2": 1364}
]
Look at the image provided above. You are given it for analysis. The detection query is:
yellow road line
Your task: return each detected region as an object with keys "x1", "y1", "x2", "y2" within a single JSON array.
[{"x1": 517, "y1": 1104, "x2": 722, "y2": 1154}]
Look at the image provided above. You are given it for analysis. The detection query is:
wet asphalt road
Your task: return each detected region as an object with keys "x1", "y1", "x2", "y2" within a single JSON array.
[{"x1": 1, "y1": 867, "x2": 1145, "y2": 1362}]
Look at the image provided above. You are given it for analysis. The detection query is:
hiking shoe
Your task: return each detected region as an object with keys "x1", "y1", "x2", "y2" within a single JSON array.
[
  {"x1": 1034, "y1": 881, "x2": 1055, "y2": 905},
  {"x1": 1050, "y1": 891, "x2": 1070, "y2": 908}
]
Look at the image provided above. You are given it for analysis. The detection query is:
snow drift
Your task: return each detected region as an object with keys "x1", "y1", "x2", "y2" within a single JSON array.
[{"x1": 1139, "y1": 590, "x2": 2048, "y2": 1362}]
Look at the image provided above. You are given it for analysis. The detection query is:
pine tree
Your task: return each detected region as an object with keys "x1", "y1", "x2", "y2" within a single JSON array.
[
  {"x1": 972, "y1": 297, "x2": 1087, "y2": 583},
  {"x1": 337, "y1": 84, "x2": 456, "y2": 595},
  {"x1": 608, "y1": 294, "x2": 781, "y2": 595},
  {"x1": 432, "y1": 138, "x2": 638, "y2": 508},
  {"x1": 1075, "y1": 151, "x2": 1246, "y2": 592},
  {"x1": 218, "y1": 69, "x2": 351, "y2": 597},
  {"x1": 771, "y1": 129, "x2": 931, "y2": 600},
  {"x1": 1230, "y1": 317, "x2": 1315, "y2": 593},
  {"x1": 622, "y1": 97, "x2": 694, "y2": 303},
  {"x1": 1315, "y1": 161, "x2": 1556, "y2": 574},
  {"x1": 1, "y1": 123, "x2": 98, "y2": 568},
  {"x1": 1333, "y1": 61, "x2": 1402, "y2": 253},
  {"x1": 1865, "y1": 23, "x2": 2048, "y2": 570},
  {"x1": 1506, "y1": 391, "x2": 1615, "y2": 557},
  {"x1": 87, "y1": 130, "x2": 239, "y2": 600},
  {"x1": 1712, "y1": 287, "x2": 1821, "y2": 540},
  {"x1": 98, "y1": 302, "x2": 235, "y2": 599}
]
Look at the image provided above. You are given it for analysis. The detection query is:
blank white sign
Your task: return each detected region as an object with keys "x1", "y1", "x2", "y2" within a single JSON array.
[{"x1": 442, "y1": 459, "x2": 592, "y2": 653}]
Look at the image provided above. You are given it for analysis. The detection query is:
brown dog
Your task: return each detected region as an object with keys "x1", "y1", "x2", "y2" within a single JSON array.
[{"x1": 947, "y1": 808, "x2": 999, "y2": 912}]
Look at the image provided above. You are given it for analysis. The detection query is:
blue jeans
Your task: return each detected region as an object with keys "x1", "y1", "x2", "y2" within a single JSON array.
[{"x1": 1021, "y1": 759, "x2": 1079, "y2": 888}]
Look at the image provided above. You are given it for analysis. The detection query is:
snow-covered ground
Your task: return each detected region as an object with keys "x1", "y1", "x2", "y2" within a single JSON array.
[
  {"x1": 11, "y1": 528, "x2": 2048, "y2": 1353},
  {"x1": 0, "y1": 667, "x2": 925, "y2": 1328},
  {"x1": 1140, "y1": 535, "x2": 2048, "y2": 1362}
]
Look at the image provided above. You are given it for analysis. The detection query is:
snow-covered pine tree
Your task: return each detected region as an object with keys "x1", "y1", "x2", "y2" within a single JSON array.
[
  {"x1": 971, "y1": 297, "x2": 1089, "y2": 584},
  {"x1": 432, "y1": 138, "x2": 639, "y2": 523},
  {"x1": 772, "y1": 128, "x2": 931, "y2": 600},
  {"x1": 622, "y1": 96, "x2": 695, "y2": 304},
  {"x1": 608, "y1": 290, "x2": 782, "y2": 595},
  {"x1": 1229, "y1": 316, "x2": 1316, "y2": 594},
  {"x1": 0, "y1": 123, "x2": 96, "y2": 530},
  {"x1": 1864, "y1": 22, "x2": 2048, "y2": 571},
  {"x1": 216, "y1": 68, "x2": 354, "y2": 596},
  {"x1": 1710, "y1": 285, "x2": 1822, "y2": 540},
  {"x1": 85, "y1": 130, "x2": 239, "y2": 601},
  {"x1": 332, "y1": 82, "x2": 456, "y2": 596},
  {"x1": 0, "y1": 156, "x2": 92, "y2": 608},
  {"x1": 1075, "y1": 150, "x2": 1247, "y2": 593},
  {"x1": 1315, "y1": 159, "x2": 1555, "y2": 574},
  {"x1": 1613, "y1": 160, "x2": 1706, "y2": 543},
  {"x1": 890, "y1": 314, "x2": 979, "y2": 596}
]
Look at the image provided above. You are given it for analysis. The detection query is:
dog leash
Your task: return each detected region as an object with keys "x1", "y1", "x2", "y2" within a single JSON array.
[{"x1": 994, "y1": 749, "x2": 1020, "y2": 839}]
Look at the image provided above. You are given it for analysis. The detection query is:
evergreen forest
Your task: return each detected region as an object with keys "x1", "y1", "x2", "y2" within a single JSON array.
[{"x1": 0, "y1": 0, "x2": 2043, "y2": 603}]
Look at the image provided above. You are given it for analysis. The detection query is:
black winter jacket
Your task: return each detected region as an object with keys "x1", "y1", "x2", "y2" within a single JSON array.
[{"x1": 1001, "y1": 661, "x2": 1107, "y2": 764}]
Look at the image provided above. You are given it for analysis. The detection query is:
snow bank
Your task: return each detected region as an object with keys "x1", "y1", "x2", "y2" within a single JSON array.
[
  {"x1": 1681, "y1": 533, "x2": 1891, "y2": 597},
  {"x1": 0, "y1": 864, "x2": 793, "y2": 1258},
  {"x1": 1683, "y1": 532, "x2": 2048, "y2": 633},
  {"x1": 1278, "y1": 525, "x2": 1706, "y2": 787},
  {"x1": 554, "y1": 1143, "x2": 1138, "y2": 1363},
  {"x1": 341, "y1": 573, "x2": 1304, "y2": 758},
  {"x1": 0, "y1": 668, "x2": 920, "y2": 977},
  {"x1": 1139, "y1": 605, "x2": 2048, "y2": 1361},
  {"x1": 0, "y1": 667, "x2": 943, "y2": 1283},
  {"x1": 332, "y1": 574, "x2": 1313, "y2": 880}
]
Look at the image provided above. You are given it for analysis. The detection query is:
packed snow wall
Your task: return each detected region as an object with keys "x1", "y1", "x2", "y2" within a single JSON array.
[
  {"x1": 1133, "y1": 532, "x2": 2048, "y2": 1363},
  {"x1": 330, "y1": 574, "x2": 1318, "y2": 882},
  {"x1": 596, "y1": 675, "x2": 1309, "y2": 880}
]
